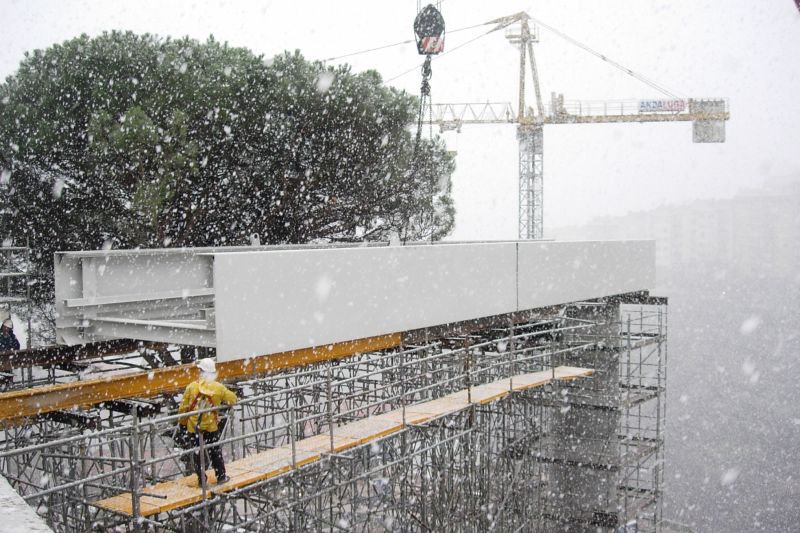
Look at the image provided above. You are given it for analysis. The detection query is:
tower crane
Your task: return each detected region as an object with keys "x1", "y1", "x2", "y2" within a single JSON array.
[{"x1": 425, "y1": 12, "x2": 730, "y2": 240}]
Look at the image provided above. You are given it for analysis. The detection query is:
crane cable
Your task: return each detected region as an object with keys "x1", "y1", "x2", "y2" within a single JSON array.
[
  {"x1": 322, "y1": 22, "x2": 490, "y2": 64},
  {"x1": 526, "y1": 14, "x2": 683, "y2": 99},
  {"x1": 386, "y1": 14, "x2": 683, "y2": 99},
  {"x1": 410, "y1": 3, "x2": 447, "y2": 240},
  {"x1": 412, "y1": 56, "x2": 436, "y2": 238},
  {"x1": 386, "y1": 24, "x2": 498, "y2": 83},
  {"x1": 414, "y1": 57, "x2": 433, "y2": 155}
]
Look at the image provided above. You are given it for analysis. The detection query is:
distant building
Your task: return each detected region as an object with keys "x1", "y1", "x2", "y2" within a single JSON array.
[{"x1": 552, "y1": 175, "x2": 800, "y2": 288}]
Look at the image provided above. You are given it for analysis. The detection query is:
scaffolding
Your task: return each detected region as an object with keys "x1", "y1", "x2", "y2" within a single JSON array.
[
  {"x1": 0, "y1": 297, "x2": 667, "y2": 532},
  {"x1": 535, "y1": 302, "x2": 668, "y2": 531},
  {"x1": 0, "y1": 244, "x2": 33, "y2": 389},
  {"x1": 0, "y1": 244, "x2": 32, "y2": 326}
]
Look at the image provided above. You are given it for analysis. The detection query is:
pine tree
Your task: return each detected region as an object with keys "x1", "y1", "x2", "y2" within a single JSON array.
[{"x1": 0, "y1": 32, "x2": 455, "y2": 312}]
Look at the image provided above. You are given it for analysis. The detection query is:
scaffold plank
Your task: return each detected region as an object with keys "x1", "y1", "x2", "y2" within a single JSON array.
[
  {"x1": 332, "y1": 416, "x2": 404, "y2": 445},
  {"x1": 381, "y1": 407, "x2": 438, "y2": 425},
  {"x1": 93, "y1": 365, "x2": 593, "y2": 518},
  {"x1": 236, "y1": 447, "x2": 315, "y2": 475},
  {"x1": 293, "y1": 434, "x2": 358, "y2": 454},
  {"x1": 472, "y1": 380, "x2": 515, "y2": 404},
  {"x1": 407, "y1": 393, "x2": 470, "y2": 418}
]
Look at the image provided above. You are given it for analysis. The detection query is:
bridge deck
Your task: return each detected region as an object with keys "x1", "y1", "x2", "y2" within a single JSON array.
[{"x1": 94, "y1": 366, "x2": 593, "y2": 517}]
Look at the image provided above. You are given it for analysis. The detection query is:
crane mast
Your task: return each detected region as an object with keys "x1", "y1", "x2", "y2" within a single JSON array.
[
  {"x1": 424, "y1": 12, "x2": 730, "y2": 240},
  {"x1": 506, "y1": 14, "x2": 546, "y2": 239}
]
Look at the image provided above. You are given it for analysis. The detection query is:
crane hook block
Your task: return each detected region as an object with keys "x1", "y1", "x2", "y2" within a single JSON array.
[{"x1": 414, "y1": 4, "x2": 445, "y2": 55}]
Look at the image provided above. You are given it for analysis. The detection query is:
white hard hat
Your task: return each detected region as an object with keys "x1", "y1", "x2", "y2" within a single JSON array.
[
  {"x1": 1, "y1": 319, "x2": 12, "y2": 329},
  {"x1": 197, "y1": 358, "x2": 216, "y2": 374}
]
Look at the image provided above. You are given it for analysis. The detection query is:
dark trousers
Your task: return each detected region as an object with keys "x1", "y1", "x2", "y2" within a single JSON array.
[{"x1": 193, "y1": 429, "x2": 225, "y2": 482}]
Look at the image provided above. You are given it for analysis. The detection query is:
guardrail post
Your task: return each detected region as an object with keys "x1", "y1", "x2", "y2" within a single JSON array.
[
  {"x1": 423, "y1": 330, "x2": 430, "y2": 400},
  {"x1": 198, "y1": 430, "x2": 209, "y2": 527},
  {"x1": 289, "y1": 405, "x2": 297, "y2": 468},
  {"x1": 464, "y1": 338, "x2": 472, "y2": 405},
  {"x1": 130, "y1": 405, "x2": 142, "y2": 533},
  {"x1": 148, "y1": 416, "x2": 157, "y2": 482},
  {"x1": 399, "y1": 343, "x2": 406, "y2": 424},
  {"x1": 326, "y1": 365, "x2": 335, "y2": 452},
  {"x1": 80, "y1": 442, "x2": 91, "y2": 532},
  {"x1": 508, "y1": 321, "x2": 516, "y2": 391},
  {"x1": 626, "y1": 315, "x2": 632, "y2": 410}
]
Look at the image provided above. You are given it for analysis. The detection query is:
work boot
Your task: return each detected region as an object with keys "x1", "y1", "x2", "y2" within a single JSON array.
[{"x1": 216, "y1": 474, "x2": 230, "y2": 484}]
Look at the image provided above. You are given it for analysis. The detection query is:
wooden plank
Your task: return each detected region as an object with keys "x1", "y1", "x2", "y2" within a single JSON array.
[
  {"x1": 510, "y1": 370, "x2": 556, "y2": 390},
  {"x1": 292, "y1": 434, "x2": 357, "y2": 454},
  {"x1": 413, "y1": 392, "x2": 470, "y2": 419},
  {"x1": 236, "y1": 446, "x2": 293, "y2": 470},
  {"x1": 553, "y1": 366, "x2": 595, "y2": 380},
  {"x1": 237, "y1": 446, "x2": 318, "y2": 473},
  {"x1": 95, "y1": 492, "x2": 164, "y2": 516},
  {"x1": 381, "y1": 408, "x2": 435, "y2": 425},
  {"x1": 333, "y1": 416, "x2": 405, "y2": 445},
  {"x1": 471, "y1": 381, "x2": 513, "y2": 405}
]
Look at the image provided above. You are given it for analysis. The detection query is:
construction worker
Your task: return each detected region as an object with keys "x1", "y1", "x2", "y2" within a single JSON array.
[
  {"x1": 178, "y1": 358, "x2": 237, "y2": 486},
  {"x1": 0, "y1": 319, "x2": 20, "y2": 352}
]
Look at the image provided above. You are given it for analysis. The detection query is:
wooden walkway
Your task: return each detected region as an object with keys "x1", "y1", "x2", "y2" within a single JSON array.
[{"x1": 94, "y1": 366, "x2": 593, "y2": 517}]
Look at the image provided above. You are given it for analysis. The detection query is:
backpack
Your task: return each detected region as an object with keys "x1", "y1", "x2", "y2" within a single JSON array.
[{"x1": 190, "y1": 389, "x2": 218, "y2": 431}]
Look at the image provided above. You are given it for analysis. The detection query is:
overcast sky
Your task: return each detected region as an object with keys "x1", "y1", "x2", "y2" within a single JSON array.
[{"x1": 2, "y1": 0, "x2": 798, "y2": 239}]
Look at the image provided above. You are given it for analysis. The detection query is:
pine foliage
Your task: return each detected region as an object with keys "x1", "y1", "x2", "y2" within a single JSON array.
[{"x1": 0, "y1": 32, "x2": 455, "y2": 305}]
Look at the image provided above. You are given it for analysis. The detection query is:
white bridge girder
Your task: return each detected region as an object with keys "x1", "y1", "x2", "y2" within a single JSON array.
[{"x1": 55, "y1": 240, "x2": 655, "y2": 361}]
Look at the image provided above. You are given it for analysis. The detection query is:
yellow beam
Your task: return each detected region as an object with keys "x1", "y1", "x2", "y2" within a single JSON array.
[{"x1": 0, "y1": 333, "x2": 401, "y2": 423}]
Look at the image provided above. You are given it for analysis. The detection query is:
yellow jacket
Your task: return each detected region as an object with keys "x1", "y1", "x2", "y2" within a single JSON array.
[{"x1": 179, "y1": 379, "x2": 237, "y2": 433}]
